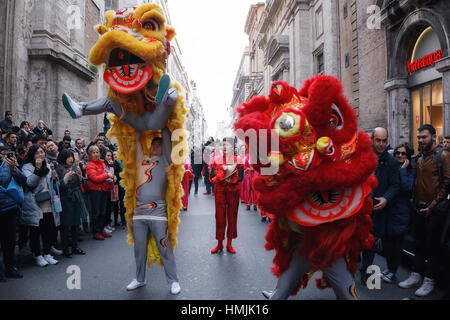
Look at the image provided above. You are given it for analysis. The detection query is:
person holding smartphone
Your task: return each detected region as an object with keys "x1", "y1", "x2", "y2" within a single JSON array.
[
  {"x1": 0, "y1": 146, "x2": 26, "y2": 280},
  {"x1": 56, "y1": 149, "x2": 88, "y2": 257}
]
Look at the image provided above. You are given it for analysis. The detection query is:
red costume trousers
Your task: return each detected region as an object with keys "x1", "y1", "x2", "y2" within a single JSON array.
[{"x1": 214, "y1": 185, "x2": 240, "y2": 241}]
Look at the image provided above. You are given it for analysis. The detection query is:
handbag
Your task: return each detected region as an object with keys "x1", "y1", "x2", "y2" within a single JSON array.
[
  {"x1": 35, "y1": 190, "x2": 51, "y2": 203},
  {"x1": 0, "y1": 176, "x2": 24, "y2": 204}
]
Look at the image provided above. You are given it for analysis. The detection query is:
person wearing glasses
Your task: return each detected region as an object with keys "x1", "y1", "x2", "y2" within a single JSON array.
[{"x1": 380, "y1": 143, "x2": 415, "y2": 283}]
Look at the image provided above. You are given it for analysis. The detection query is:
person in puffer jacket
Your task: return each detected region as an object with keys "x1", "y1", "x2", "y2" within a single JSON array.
[
  {"x1": 86, "y1": 145, "x2": 115, "y2": 241},
  {"x1": 0, "y1": 146, "x2": 26, "y2": 280}
]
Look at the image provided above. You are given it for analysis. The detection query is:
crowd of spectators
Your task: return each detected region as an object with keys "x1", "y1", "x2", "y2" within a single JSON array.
[{"x1": 0, "y1": 110, "x2": 125, "y2": 281}]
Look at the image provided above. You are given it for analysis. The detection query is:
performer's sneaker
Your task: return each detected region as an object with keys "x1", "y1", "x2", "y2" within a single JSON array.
[
  {"x1": 262, "y1": 290, "x2": 273, "y2": 300},
  {"x1": 170, "y1": 282, "x2": 181, "y2": 295},
  {"x1": 126, "y1": 279, "x2": 146, "y2": 291},
  {"x1": 62, "y1": 93, "x2": 83, "y2": 119},
  {"x1": 155, "y1": 74, "x2": 171, "y2": 104},
  {"x1": 211, "y1": 244, "x2": 223, "y2": 254}
]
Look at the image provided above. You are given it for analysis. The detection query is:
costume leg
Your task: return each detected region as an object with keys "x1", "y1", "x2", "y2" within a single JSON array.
[
  {"x1": 149, "y1": 219, "x2": 179, "y2": 284},
  {"x1": 214, "y1": 188, "x2": 226, "y2": 241},
  {"x1": 132, "y1": 219, "x2": 150, "y2": 283},
  {"x1": 322, "y1": 258, "x2": 358, "y2": 300},
  {"x1": 270, "y1": 253, "x2": 312, "y2": 300},
  {"x1": 226, "y1": 189, "x2": 240, "y2": 240}
]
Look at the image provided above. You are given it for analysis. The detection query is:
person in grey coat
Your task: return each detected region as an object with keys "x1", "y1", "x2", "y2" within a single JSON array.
[{"x1": 21, "y1": 145, "x2": 62, "y2": 267}]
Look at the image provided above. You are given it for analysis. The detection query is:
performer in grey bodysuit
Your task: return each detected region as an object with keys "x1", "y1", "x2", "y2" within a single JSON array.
[{"x1": 62, "y1": 75, "x2": 182, "y2": 295}]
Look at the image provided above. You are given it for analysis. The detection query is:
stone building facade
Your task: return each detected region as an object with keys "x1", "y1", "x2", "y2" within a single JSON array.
[
  {"x1": 228, "y1": 0, "x2": 342, "y2": 130},
  {"x1": 231, "y1": 0, "x2": 450, "y2": 153},
  {"x1": 0, "y1": 0, "x2": 105, "y2": 142}
]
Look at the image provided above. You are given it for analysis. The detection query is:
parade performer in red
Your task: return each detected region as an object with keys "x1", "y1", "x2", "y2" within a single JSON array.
[
  {"x1": 242, "y1": 151, "x2": 258, "y2": 212},
  {"x1": 210, "y1": 138, "x2": 244, "y2": 254},
  {"x1": 234, "y1": 75, "x2": 378, "y2": 299},
  {"x1": 181, "y1": 157, "x2": 194, "y2": 211}
]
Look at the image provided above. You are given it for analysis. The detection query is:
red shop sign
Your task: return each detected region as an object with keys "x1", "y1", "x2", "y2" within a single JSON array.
[{"x1": 408, "y1": 49, "x2": 442, "y2": 73}]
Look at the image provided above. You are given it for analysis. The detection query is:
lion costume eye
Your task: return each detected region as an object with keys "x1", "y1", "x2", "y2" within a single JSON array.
[
  {"x1": 329, "y1": 104, "x2": 344, "y2": 130},
  {"x1": 142, "y1": 18, "x2": 160, "y2": 31},
  {"x1": 275, "y1": 113, "x2": 300, "y2": 138}
]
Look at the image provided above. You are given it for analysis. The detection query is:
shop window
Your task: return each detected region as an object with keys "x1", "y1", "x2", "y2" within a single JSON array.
[
  {"x1": 411, "y1": 79, "x2": 443, "y2": 152},
  {"x1": 343, "y1": 3, "x2": 348, "y2": 19}
]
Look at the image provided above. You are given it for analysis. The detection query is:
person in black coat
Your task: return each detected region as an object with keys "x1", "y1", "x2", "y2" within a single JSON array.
[
  {"x1": 190, "y1": 148, "x2": 203, "y2": 195},
  {"x1": 360, "y1": 128, "x2": 400, "y2": 285},
  {"x1": 381, "y1": 143, "x2": 414, "y2": 283}
]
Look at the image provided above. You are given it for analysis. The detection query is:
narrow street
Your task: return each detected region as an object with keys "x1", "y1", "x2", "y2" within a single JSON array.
[{"x1": 0, "y1": 181, "x2": 443, "y2": 300}]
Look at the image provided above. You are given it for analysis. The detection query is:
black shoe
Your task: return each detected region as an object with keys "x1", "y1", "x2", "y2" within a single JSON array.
[
  {"x1": 72, "y1": 247, "x2": 86, "y2": 255},
  {"x1": 246, "y1": 206, "x2": 251, "y2": 211},
  {"x1": 5, "y1": 267, "x2": 24, "y2": 279},
  {"x1": 262, "y1": 290, "x2": 273, "y2": 299},
  {"x1": 63, "y1": 249, "x2": 72, "y2": 258},
  {"x1": 261, "y1": 217, "x2": 267, "y2": 222},
  {"x1": 253, "y1": 205, "x2": 258, "y2": 211},
  {"x1": 114, "y1": 223, "x2": 121, "y2": 227}
]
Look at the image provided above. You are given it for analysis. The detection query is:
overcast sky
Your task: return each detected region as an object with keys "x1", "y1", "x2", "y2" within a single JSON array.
[{"x1": 167, "y1": 0, "x2": 259, "y2": 137}]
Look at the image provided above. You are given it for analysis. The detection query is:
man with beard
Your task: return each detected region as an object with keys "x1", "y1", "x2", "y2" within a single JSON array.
[{"x1": 399, "y1": 124, "x2": 450, "y2": 297}]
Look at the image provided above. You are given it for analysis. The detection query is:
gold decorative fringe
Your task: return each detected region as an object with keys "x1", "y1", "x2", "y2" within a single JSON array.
[{"x1": 107, "y1": 77, "x2": 188, "y2": 268}]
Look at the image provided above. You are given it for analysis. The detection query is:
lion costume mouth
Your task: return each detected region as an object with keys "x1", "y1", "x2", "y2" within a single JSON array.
[
  {"x1": 104, "y1": 48, "x2": 152, "y2": 94},
  {"x1": 288, "y1": 181, "x2": 372, "y2": 226}
]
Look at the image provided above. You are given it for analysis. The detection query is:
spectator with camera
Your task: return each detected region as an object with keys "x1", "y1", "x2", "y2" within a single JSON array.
[
  {"x1": 56, "y1": 149, "x2": 87, "y2": 258},
  {"x1": 0, "y1": 146, "x2": 26, "y2": 281},
  {"x1": 21, "y1": 145, "x2": 62, "y2": 267},
  {"x1": 33, "y1": 120, "x2": 52, "y2": 139},
  {"x1": 360, "y1": 127, "x2": 400, "y2": 286},
  {"x1": 398, "y1": 124, "x2": 450, "y2": 297}
]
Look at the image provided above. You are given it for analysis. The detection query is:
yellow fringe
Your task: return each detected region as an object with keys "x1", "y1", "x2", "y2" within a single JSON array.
[{"x1": 107, "y1": 77, "x2": 188, "y2": 268}]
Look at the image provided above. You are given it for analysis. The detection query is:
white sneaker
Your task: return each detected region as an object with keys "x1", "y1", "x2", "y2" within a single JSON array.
[
  {"x1": 415, "y1": 277, "x2": 435, "y2": 297},
  {"x1": 398, "y1": 272, "x2": 423, "y2": 289},
  {"x1": 126, "y1": 279, "x2": 146, "y2": 291},
  {"x1": 35, "y1": 255, "x2": 49, "y2": 267},
  {"x1": 170, "y1": 282, "x2": 181, "y2": 295},
  {"x1": 104, "y1": 226, "x2": 114, "y2": 233},
  {"x1": 50, "y1": 246, "x2": 63, "y2": 256},
  {"x1": 20, "y1": 247, "x2": 32, "y2": 256},
  {"x1": 62, "y1": 93, "x2": 83, "y2": 119},
  {"x1": 43, "y1": 254, "x2": 59, "y2": 265}
]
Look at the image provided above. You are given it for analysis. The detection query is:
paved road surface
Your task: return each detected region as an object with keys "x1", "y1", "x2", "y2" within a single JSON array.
[{"x1": 0, "y1": 181, "x2": 444, "y2": 300}]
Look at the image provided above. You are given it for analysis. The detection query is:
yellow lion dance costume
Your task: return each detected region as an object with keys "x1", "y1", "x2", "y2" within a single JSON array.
[{"x1": 63, "y1": 4, "x2": 188, "y2": 269}]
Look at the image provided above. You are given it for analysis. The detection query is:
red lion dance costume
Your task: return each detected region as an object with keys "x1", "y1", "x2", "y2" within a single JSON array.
[{"x1": 234, "y1": 75, "x2": 378, "y2": 300}]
